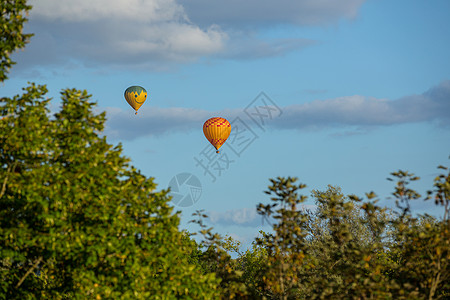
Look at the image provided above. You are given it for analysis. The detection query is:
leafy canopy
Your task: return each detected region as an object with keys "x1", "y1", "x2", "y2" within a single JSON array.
[
  {"x1": 0, "y1": 85, "x2": 220, "y2": 299},
  {"x1": 0, "y1": 0, "x2": 33, "y2": 82}
]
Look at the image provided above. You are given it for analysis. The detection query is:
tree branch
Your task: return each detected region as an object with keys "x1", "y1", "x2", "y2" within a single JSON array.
[
  {"x1": 0, "y1": 161, "x2": 17, "y2": 198},
  {"x1": 15, "y1": 256, "x2": 43, "y2": 288}
]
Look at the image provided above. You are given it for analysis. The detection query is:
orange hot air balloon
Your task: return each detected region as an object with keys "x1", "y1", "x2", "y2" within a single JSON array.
[{"x1": 203, "y1": 117, "x2": 231, "y2": 154}]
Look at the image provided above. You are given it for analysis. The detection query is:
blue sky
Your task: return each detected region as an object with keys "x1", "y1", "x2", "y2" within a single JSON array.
[{"x1": 2, "y1": 0, "x2": 450, "y2": 248}]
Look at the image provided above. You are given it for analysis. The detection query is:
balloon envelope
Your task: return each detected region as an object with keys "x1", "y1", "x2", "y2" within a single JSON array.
[
  {"x1": 124, "y1": 86, "x2": 147, "y2": 114},
  {"x1": 203, "y1": 117, "x2": 231, "y2": 153}
]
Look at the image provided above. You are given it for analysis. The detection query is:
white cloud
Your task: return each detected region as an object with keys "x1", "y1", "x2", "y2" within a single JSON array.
[
  {"x1": 273, "y1": 80, "x2": 450, "y2": 130},
  {"x1": 94, "y1": 23, "x2": 227, "y2": 62},
  {"x1": 31, "y1": 0, "x2": 186, "y2": 23},
  {"x1": 18, "y1": 0, "x2": 227, "y2": 69},
  {"x1": 103, "y1": 80, "x2": 450, "y2": 140},
  {"x1": 208, "y1": 208, "x2": 263, "y2": 227},
  {"x1": 31, "y1": 0, "x2": 366, "y2": 27},
  {"x1": 13, "y1": 0, "x2": 366, "y2": 71}
]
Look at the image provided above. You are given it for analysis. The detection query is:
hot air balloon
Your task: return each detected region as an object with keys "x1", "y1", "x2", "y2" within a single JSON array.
[
  {"x1": 124, "y1": 86, "x2": 147, "y2": 115},
  {"x1": 203, "y1": 117, "x2": 231, "y2": 153}
]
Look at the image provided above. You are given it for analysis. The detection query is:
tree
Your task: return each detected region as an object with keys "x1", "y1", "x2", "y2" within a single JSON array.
[
  {"x1": 234, "y1": 239, "x2": 268, "y2": 298},
  {"x1": 0, "y1": 0, "x2": 33, "y2": 82},
  {"x1": 254, "y1": 177, "x2": 310, "y2": 299},
  {"x1": 304, "y1": 187, "x2": 395, "y2": 299},
  {"x1": 385, "y1": 170, "x2": 450, "y2": 299},
  {"x1": 235, "y1": 169, "x2": 449, "y2": 299},
  {"x1": 189, "y1": 210, "x2": 250, "y2": 299},
  {"x1": 0, "y1": 86, "x2": 220, "y2": 299}
]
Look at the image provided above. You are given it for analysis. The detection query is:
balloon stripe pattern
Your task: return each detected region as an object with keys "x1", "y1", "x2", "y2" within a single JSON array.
[
  {"x1": 124, "y1": 86, "x2": 147, "y2": 115},
  {"x1": 203, "y1": 117, "x2": 231, "y2": 153}
]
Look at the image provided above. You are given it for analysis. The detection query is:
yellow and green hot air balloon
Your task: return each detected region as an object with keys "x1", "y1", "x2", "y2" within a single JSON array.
[
  {"x1": 124, "y1": 86, "x2": 147, "y2": 115},
  {"x1": 203, "y1": 117, "x2": 231, "y2": 153}
]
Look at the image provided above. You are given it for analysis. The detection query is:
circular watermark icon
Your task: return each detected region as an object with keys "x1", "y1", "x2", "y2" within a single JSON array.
[{"x1": 168, "y1": 173, "x2": 202, "y2": 207}]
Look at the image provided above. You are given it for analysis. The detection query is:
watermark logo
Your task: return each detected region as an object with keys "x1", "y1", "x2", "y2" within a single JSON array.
[{"x1": 168, "y1": 173, "x2": 202, "y2": 207}]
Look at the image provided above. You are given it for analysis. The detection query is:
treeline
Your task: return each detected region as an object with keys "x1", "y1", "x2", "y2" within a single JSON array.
[{"x1": 188, "y1": 176, "x2": 449, "y2": 299}]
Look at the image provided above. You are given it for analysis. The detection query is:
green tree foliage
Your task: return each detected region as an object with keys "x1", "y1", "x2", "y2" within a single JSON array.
[
  {"x1": 234, "y1": 169, "x2": 449, "y2": 299},
  {"x1": 300, "y1": 186, "x2": 394, "y2": 299},
  {"x1": 234, "y1": 240, "x2": 268, "y2": 298},
  {"x1": 0, "y1": 85, "x2": 220, "y2": 299},
  {"x1": 0, "y1": 0, "x2": 33, "y2": 82},
  {"x1": 386, "y1": 170, "x2": 450, "y2": 299},
  {"x1": 189, "y1": 210, "x2": 249, "y2": 299},
  {"x1": 254, "y1": 177, "x2": 310, "y2": 299}
]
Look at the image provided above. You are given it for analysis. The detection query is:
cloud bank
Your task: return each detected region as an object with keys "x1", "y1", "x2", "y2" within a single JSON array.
[
  {"x1": 104, "y1": 80, "x2": 450, "y2": 140},
  {"x1": 12, "y1": 0, "x2": 367, "y2": 71},
  {"x1": 23, "y1": 0, "x2": 226, "y2": 68},
  {"x1": 273, "y1": 80, "x2": 450, "y2": 130},
  {"x1": 208, "y1": 208, "x2": 263, "y2": 227}
]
